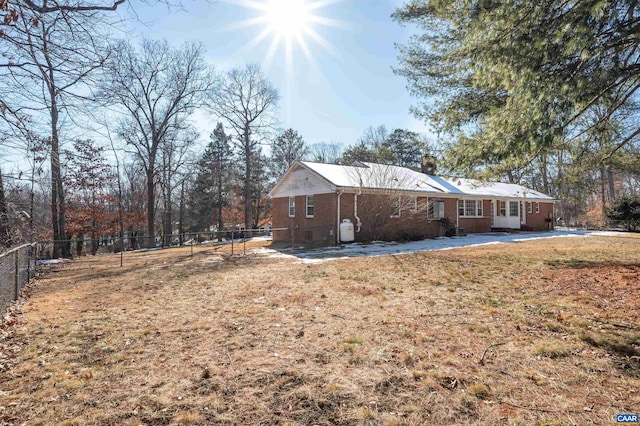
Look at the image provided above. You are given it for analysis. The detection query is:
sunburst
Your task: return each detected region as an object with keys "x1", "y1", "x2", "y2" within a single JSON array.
[{"x1": 231, "y1": 0, "x2": 343, "y2": 71}]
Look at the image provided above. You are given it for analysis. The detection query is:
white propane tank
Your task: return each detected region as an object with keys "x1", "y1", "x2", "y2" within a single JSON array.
[{"x1": 339, "y1": 219, "x2": 355, "y2": 243}]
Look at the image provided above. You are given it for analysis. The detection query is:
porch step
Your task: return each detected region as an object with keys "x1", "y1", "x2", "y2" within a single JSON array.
[{"x1": 490, "y1": 227, "x2": 520, "y2": 233}]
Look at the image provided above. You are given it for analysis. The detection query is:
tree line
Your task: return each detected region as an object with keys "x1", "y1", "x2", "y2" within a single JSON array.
[
  {"x1": 0, "y1": 2, "x2": 431, "y2": 256},
  {"x1": 3, "y1": 0, "x2": 639, "y2": 256}
]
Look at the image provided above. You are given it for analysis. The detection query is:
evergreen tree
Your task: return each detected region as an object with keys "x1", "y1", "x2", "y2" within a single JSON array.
[
  {"x1": 393, "y1": 1, "x2": 640, "y2": 177},
  {"x1": 270, "y1": 128, "x2": 308, "y2": 179},
  {"x1": 607, "y1": 197, "x2": 640, "y2": 231},
  {"x1": 382, "y1": 129, "x2": 426, "y2": 168},
  {"x1": 189, "y1": 123, "x2": 232, "y2": 237},
  {"x1": 340, "y1": 126, "x2": 427, "y2": 167}
]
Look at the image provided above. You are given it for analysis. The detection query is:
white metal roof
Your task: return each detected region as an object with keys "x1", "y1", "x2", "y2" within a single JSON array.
[
  {"x1": 442, "y1": 177, "x2": 555, "y2": 200},
  {"x1": 270, "y1": 161, "x2": 555, "y2": 201}
]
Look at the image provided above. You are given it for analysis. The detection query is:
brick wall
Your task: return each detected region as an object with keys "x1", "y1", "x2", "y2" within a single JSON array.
[
  {"x1": 272, "y1": 194, "x2": 337, "y2": 245},
  {"x1": 273, "y1": 193, "x2": 554, "y2": 244},
  {"x1": 340, "y1": 194, "x2": 447, "y2": 242},
  {"x1": 458, "y1": 200, "x2": 492, "y2": 234},
  {"x1": 524, "y1": 201, "x2": 555, "y2": 231}
]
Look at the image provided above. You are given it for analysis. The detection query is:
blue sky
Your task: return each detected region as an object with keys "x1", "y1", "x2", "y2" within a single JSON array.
[{"x1": 128, "y1": 0, "x2": 431, "y2": 148}]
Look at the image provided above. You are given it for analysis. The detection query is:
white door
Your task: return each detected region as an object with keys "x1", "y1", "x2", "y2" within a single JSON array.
[
  {"x1": 507, "y1": 200, "x2": 521, "y2": 228},
  {"x1": 494, "y1": 200, "x2": 520, "y2": 229}
]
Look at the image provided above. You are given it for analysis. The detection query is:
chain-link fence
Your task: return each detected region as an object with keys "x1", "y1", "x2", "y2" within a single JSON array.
[
  {"x1": 0, "y1": 243, "x2": 37, "y2": 314},
  {"x1": 36, "y1": 227, "x2": 276, "y2": 258}
]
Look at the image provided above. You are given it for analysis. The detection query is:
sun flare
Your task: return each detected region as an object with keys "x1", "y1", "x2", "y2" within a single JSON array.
[
  {"x1": 232, "y1": 0, "x2": 343, "y2": 70},
  {"x1": 264, "y1": 0, "x2": 312, "y2": 40}
]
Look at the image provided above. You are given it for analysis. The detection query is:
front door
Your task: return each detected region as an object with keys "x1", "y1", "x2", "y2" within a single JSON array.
[{"x1": 493, "y1": 200, "x2": 520, "y2": 229}]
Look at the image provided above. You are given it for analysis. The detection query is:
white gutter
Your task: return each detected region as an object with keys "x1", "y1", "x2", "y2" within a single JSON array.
[
  {"x1": 336, "y1": 190, "x2": 343, "y2": 244},
  {"x1": 354, "y1": 187, "x2": 362, "y2": 233}
]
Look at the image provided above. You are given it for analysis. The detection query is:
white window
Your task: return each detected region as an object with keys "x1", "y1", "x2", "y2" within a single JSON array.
[
  {"x1": 288, "y1": 197, "x2": 295, "y2": 217},
  {"x1": 458, "y1": 199, "x2": 483, "y2": 217},
  {"x1": 527, "y1": 202, "x2": 532, "y2": 214},
  {"x1": 535, "y1": 202, "x2": 540, "y2": 214},
  {"x1": 390, "y1": 196, "x2": 401, "y2": 218},
  {"x1": 509, "y1": 201, "x2": 519, "y2": 217},
  {"x1": 428, "y1": 198, "x2": 445, "y2": 219},
  {"x1": 410, "y1": 196, "x2": 418, "y2": 212},
  {"x1": 498, "y1": 200, "x2": 506, "y2": 217},
  {"x1": 306, "y1": 195, "x2": 314, "y2": 218}
]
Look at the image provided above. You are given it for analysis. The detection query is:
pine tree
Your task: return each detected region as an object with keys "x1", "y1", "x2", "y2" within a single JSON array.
[
  {"x1": 188, "y1": 123, "x2": 232, "y2": 238},
  {"x1": 393, "y1": 0, "x2": 640, "y2": 176},
  {"x1": 271, "y1": 128, "x2": 307, "y2": 179}
]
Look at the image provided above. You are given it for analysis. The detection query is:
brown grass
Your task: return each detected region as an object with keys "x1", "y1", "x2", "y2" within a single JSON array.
[{"x1": 1, "y1": 234, "x2": 640, "y2": 425}]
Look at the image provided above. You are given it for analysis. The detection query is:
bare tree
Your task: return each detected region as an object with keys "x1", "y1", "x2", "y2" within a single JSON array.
[
  {"x1": 305, "y1": 141, "x2": 343, "y2": 164},
  {"x1": 344, "y1": 163, "x2": 440, "y2": 241},
  {"x1": 0, "y1": 165, "x2": 11, "y2": 248},
  {"x1": 209, "y1": 64, "x2": 279, "y2": 232},
  {"x1": 158, "y1": 125, "x2": 197, "y2": 247},
  {"x1": 102, "y1": 39, "x2": 214, "y2": 247},
  {"x1": 0, "y1": 2, "x2": 115, "y2": 257}
]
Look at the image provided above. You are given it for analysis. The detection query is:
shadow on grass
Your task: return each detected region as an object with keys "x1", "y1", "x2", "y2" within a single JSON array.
[
  {"x1": 546, "y1": 260, "x2": 640, "y2": 269},
  {"x1": 581, "y1": 333, "x2": 640, "y2": 377}
]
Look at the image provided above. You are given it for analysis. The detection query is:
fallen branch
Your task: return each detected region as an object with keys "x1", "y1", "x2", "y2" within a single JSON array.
[
  {"x1": 499, "y1": 400, "x2": 559, "y2": 413},
  {"x1": 479, "y1": 342, "x2": 505, "y2": 365}
]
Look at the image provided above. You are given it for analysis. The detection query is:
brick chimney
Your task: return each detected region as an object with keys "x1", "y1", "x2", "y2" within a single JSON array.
[{"x1": 421, "y1": 154, "x2": 437, "y2": 175}]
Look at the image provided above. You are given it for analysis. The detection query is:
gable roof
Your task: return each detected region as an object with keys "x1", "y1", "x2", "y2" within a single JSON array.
[{"x1": 269, "y1": 161, "x2": 555, "y2": 201}]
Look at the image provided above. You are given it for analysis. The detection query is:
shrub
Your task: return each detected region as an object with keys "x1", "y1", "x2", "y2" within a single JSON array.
[{"x1": 606, "y1": 197, "x2": 640, "y2": 231}]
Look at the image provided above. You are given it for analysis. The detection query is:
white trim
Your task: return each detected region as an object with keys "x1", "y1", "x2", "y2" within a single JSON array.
[
  {"x1": 458, "y1": 199, "x2": 484, "y2": 218},
  {"x1": 305, "y1": 195, "x2": 314, "y2": 218},
  {"x1": 498, "y1": 200, "x2": 507, "y2": 217},
  {"x1": 535, "y1": 202, "x2": 540, "y2": 214},
  {"x1": 390, "y1": 196, "x2": 401, "y2": 218},
  {"x1": 288, "y1": 197, "x2": 295, "y2": 218},
  {"x1": 509, "y1": 201, "x2": 519, "y2": 217},
  {"x1": 427, "y1": 198, "x2": 445, "y2": 219}
]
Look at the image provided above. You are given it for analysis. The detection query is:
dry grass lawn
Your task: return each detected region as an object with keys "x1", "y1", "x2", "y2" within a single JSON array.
[{"x1": 1, "y1": 234, "x2": 639, "y2": 425}]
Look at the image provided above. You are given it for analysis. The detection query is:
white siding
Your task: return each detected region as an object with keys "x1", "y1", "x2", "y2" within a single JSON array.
[{"x1": 271, "y1": 167, "x2": 334, "y2": 198}]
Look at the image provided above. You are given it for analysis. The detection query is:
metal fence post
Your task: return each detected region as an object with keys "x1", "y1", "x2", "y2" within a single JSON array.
[{"x1": 231, "y1": 229, "x2": 234, "y2": 256}]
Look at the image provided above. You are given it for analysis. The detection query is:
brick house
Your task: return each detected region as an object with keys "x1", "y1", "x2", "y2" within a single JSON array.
[{"x1": 269, "y1": 161, "x2": 555, "y2": 245}]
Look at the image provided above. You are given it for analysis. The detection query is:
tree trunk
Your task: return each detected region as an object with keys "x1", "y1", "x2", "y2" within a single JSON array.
[
  {"x1": 50, "y1": 103, "x2": 64, "y2": 257},
  {"x1": 163, "y1": 197, "x2": 172, "y2": 247},
  {"x1": 146, "y1": 167, "x2": 156, "y2": 248},
  {"x1": 540, "y1": 154, "x2": 550, "y2": 195},
  {"x1": 243, "y1": 127, "x2": 253, "y2": 235},
  {"x1": 0, "y1": 165, "x2": 11, "y2": 248},
  {"x1": 217, "y1": 203, "x2": 223, "y2": 243},
  {"x1": 600, "y1": 164, "x2": 607, "y2": 226},
  {"x1": 607, "y1": 167, "x2": 615, "y2": 202},
  {"x1": 178, "y1": 180, "x2": 185, "y2": 246}
]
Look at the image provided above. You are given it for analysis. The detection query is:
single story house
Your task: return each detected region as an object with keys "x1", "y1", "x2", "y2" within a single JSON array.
[{"x1": 269, "y1": 160, "x2": 555, "y2": 245}]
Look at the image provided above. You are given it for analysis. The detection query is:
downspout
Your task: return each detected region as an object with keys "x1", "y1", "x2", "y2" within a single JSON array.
[
  {"x1": 336, "y1": 190, "x2": 343, "y2": 244},
  {"x1": 456, "y1": 198, "x2": 460, "y2": 230},
  {"x1": 354, "y1": 187, "x2": 362, "y2": 233}
]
